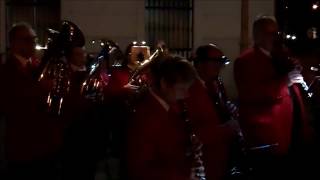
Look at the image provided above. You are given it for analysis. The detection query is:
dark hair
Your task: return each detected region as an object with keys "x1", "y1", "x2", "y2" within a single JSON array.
[
  {"x1": 253, "y1": 15, "x2": 277, "y2": 40},
  {"x1": 8, "y1": 22, "x2": 33, "y2": 44},
  {"x1": 194, "y1": 44, "x2": 218, "y2": 65},
  {"x1": 194, "y1": 44, "x2": 230, "y2": 66},
  {"x1": 122, "y1": 42, "x2": 135, "y2": 66},
  {"x1": 150, "y1": 55, "x2": 197, "y2": 89}
]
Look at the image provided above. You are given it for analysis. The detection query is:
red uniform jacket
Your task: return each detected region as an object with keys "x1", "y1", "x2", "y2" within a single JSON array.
[
  {"x1": 127, "y1": 86, "x2": 233, "y2": 180},
  {"x1": 234, "y1": 47, "x2": 311, "y2": 155},
  {"x1": 186, "y1": 79, "x2": 235, "y2": 179},
  {"x1": 104, "y1": 67, "x2": 131, "y2": 100},
  {"x1": 0, "y1": 55, "x2": 65, "y2": 161}
]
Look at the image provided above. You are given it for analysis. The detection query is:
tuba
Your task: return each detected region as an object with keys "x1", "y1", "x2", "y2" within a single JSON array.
[
  {"x1": 81, "y1": 40, "x2": 123, "y2": 102},
  {"x1": 38, "y1": 20, "x2": 85, "y2": 116}
]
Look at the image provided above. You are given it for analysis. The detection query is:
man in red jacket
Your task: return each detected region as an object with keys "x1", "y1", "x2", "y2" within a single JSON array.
[
  {"x1": 0, "y1": 23, "x2": 61, "y2": 180},
  {"x1": 191, "y1": 44, "x2": 244, "y2": 179},
  {"x1": 193, "y1": 44, "x2": 239, "y2": 126},
  {"x1": 127, "y1": 55, "x2": 195, "y2": 180},
  {"x1": 127, "y1": 55, "x2": 234, "y2": 180},
  {"x1": 234, "y1": 16, "x2": 314, "y2": 179},
  {"x1": 61, "y1": 45, "x2": 108, "y2": 180}
]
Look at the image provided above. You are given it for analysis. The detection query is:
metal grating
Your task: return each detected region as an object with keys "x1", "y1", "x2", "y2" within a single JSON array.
[
  {"x1": 5, "y1": 0, "x2": 60, "y2": 47},
  {"x1": 145, "y1": 0, "x2": 194, "y2": 58}
]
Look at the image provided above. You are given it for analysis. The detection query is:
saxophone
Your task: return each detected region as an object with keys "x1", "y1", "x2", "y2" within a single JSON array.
[{"x1": 179, "y1": 100, "x2": 207, "y2": 180}]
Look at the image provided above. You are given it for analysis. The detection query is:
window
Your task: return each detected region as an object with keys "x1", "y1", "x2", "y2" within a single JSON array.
[
  {"x1": 145, "y1": 0, "x2": 193, "y2": 58},
  {"x1": 6, "y1": 0, "x2": 60, "y2": 47}
]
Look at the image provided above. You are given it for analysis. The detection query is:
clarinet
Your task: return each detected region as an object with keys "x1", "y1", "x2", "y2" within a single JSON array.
[
  {"x1": 207, "y1": 78, "x2": 251, "y2": 179},
  {"x1": 179, "y1": 100, "x2": 207, "y2": 180},
  {"x1": 214, "y1": 77, "x2": 239, "y2": 122}
]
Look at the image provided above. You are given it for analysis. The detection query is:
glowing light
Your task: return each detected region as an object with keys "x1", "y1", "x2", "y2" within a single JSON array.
[
  {"x1": 286, "y1": 34, "x2": 291, "y2": 39},
  {"x1": 291, "y1": 35, "x2": 297, "y2": 40},
  {"x1": 141, "y1": 41, "x2": 146, "y2": 45},
  {"x1": 311, "y1": 66, "x2": 319, "y2": 71},
  {"x1": 313, "y1": 4, "x2": 319, "y2": 10},
  {"x1": 91, "y1": 40, "x2": 95, "y2": 44},
  {"x1": 133, "y1": 41, "x2": 137, "y2": 45},
  {"x1": 100, "y1": 42, "x2": 105, "y2": 46},
  {"x1": 58, "y1": 98, "x2": 63, "y2": 115},
  {"x1": 35, "y1": 45, "x2": 47, "y2": 50}
]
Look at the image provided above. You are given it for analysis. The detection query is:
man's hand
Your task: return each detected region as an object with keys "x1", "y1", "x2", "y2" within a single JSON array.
[
  {"x1": 288, "y1": 70, "x2": 306, "y2": 87},
  {"x1": 123, "y1": 83, "x2": 140, "y2": 91}
]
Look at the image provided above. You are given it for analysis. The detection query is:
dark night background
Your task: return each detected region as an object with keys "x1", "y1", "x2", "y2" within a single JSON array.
[{"x1": 276, "y1": 0, "x2": 320, "y2": 55}]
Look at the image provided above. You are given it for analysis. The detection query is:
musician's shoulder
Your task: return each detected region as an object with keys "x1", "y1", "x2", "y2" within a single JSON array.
[
  {"x1": 235, "y1": 48, "x2": 258, "y2": 65},
  {"x1": 238, "y1": 48, "x2": 257, "y2": 59},
  {"x1": 111, "y1": 65, "x2": 130, "y2": 76}
]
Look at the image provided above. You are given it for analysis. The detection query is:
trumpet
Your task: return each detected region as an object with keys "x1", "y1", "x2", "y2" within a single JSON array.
[
  {"x1": 128, "y1": 47, "x2": 164, "y2": 86},
  {"x1": 124, "y1": 46, "x2": 164, "y2": 113}
]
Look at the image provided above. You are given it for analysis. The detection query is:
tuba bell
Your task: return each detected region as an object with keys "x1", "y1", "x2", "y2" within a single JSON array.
[
  {"x1": 38, "y1": 20, "x2": 85, "y2": 116},
  {"x1": 81, "y1": 40, "x2": 123, "y2": 102}
]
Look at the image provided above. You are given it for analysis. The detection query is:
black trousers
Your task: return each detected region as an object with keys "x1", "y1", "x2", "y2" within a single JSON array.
[{"x1": 2, "y1": 157, "x2": 59, "y2": 180}]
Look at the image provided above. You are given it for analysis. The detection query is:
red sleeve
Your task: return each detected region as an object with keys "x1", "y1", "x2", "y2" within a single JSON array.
[
  {"x1": 104, "y1": 70, "x2": 131, "y2": 101},
  {"x1": 234, "y1": 58, "x2": 288, "y2": 104},
  {"x1": 201, "y1": 122, "x2": 235, "y2": 180},
  {"x1": 127, "y1": 113, "x2": 167, "y2": 180}
]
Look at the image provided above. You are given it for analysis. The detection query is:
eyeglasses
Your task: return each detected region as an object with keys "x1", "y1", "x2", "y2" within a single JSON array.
[{"x1": 207, "y1": 56, "x2": 230, "y2": 65}]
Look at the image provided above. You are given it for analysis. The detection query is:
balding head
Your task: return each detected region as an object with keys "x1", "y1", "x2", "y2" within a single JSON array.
[
  {"x1": 253, "y1": 16, "x2": 278, "y2": 51},
  {"x1": 9, "y1": 22, "x2": 37, "y2": 58}
]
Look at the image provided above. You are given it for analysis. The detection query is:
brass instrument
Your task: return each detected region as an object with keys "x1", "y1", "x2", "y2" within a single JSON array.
[
  {"x1": 306, "y1": 65, "x2": 320, "y2": 98},
  {"x1": 128, "y1": 47, "x2": 163, "y2": 86},
  {"x1": 81, "y1": 40, "x2": 122, "y2": 102},
  {"x1": 208, "y1": 77, "x2": 250, "y2": 180},
  {"x1": 38, "y1": 21, "x2": 85, "y2": 116},
  {"x1": 210, "y1": 76, "x2": 239, "y2": 123},
  {"x1": 124, "y1": 45, "x2": 164, "y2": 113}
]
